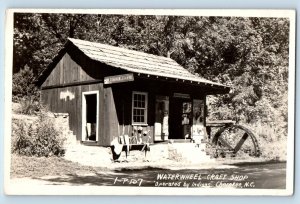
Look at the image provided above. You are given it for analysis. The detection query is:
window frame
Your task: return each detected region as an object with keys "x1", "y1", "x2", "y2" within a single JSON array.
[{"x1": 132, "y1": 91, "x2": 148, "y2": 125}]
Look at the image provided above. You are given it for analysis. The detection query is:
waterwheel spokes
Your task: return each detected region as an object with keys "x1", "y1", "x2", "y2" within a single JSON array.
[
  {"x1": 218, "y1": 137, "x2": 234, "y2": 150},
  {"x1": 211, "y1": 124, "x2": 261, "y2": 158},
  {"x1": 233, "y1": 132, "x2": 249, "y2": 153}
]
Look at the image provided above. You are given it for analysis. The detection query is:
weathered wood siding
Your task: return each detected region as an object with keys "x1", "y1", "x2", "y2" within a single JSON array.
[
  {"x1": 41, "y1": 83, "x2": 105, "y2": 144},
  {"x1": 103, "y1": 85, "x2": 156, "y2": 144},
  {"x1": 102, "y1": 77, "x2": 207, "y2": 144},
  {"x1": 40, "y1": 44, "x2": 130, "y2": 146},
  {"x1": 40, "y1": 44, "x2": 127, "y2": 89},
  {"x1": 41, "y1": 53, "x2": 95, "y2": 87},
  {"x1": 41, "y1": 71, "x2": 208, "y2": 146},
  {"x1": 40, "y1": 44, "x2": 210, "y2": 146}
]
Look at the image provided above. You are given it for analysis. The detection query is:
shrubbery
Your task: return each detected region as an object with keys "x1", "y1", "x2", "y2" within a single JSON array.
[
  {"x1": 12, "y1": 114, "x2": 66, "y2": 157},
  {"x1": 12, "y1": 66, "x2": 65, "y2": 157},
  {"x1": 251, "y1": 123, "x2": 287, "y2": 161},
  {"x1": 17, "y1": 96, "x2": 44, "y2": 115}
]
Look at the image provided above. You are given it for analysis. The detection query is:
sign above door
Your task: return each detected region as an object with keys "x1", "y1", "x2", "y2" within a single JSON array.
[
  {"x1": 104, "y1": 73, "x2": 134, "y2": 85},
  {"x1": 173, "y1": 93, "x2": 190, "y2": 99}
]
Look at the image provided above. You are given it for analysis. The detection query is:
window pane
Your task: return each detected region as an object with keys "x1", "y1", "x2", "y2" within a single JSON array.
[
  {"x1": 140, "y1": 109, "x2": 144, "y2": 116},
  {"x1": 132, "y1": 92, "x2": 147, "y2": 124}
]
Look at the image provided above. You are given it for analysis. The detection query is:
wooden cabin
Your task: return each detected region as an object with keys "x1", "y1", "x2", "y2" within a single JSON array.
[{"x1": 37, "y1": 38, "x2": 230, "y2": 146}]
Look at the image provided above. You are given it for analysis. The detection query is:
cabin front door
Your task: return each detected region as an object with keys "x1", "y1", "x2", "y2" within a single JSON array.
[
  {"x1": 154, "y1": 96, "x2": 169, "y2": 141},
  {"x1": 169, "y1": 97, "x2": 192, "y2": 140},
  {"x1": 82, "y1": 91, "x2": 99, "y2": 142}
]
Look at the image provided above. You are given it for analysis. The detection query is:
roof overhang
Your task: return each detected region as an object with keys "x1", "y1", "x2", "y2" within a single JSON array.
[
  {"x1": 36, "y1": 38, "x2": 231, "y2": 95},
  {"x1": 133, "y1": 72, "x2": 230, "y2": 95}
]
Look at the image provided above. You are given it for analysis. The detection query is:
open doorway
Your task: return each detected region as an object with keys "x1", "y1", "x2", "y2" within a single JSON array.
[
  {"x1": 82, "y1": 91, "x2": 99, "y2": 142},
  {"x1": 154, "y1": 95, "x2": 169, "y2": 142},
  {"x1": 169, "y1": 97, "x2": 192, "y2": 140}
]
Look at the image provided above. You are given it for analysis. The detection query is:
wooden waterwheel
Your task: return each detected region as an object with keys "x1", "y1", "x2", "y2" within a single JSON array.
[{"x1": 207, "y1": 121, "x2": 261, "y2": 158}]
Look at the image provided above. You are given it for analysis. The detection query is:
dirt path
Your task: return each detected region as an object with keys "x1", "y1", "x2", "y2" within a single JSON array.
[{"x1": 8, "y1": 161, "x2": 286, "y2": 191}]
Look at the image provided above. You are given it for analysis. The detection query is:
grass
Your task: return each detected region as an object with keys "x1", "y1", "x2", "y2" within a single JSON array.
[{"x1": 10, "y1": 154, "x2": 107, "y2": 179}]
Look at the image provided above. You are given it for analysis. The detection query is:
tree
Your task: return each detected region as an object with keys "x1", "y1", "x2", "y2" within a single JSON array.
[
  {"x1": 13, "y1": 13, "x2": 290, "y2": 137},
  {"x1": 12, "y1": 65, "x2": 39, "y2": 101}
]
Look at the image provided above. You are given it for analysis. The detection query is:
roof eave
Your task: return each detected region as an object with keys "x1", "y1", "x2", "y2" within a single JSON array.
[{"x1": 134, "y1": 72, "x2": 231, "y2": 94}]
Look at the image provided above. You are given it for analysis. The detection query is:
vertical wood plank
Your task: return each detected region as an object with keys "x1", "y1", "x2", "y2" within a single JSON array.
[
  {"x1": 76, "y1": 85, "x2": 82, "y2": 140},
  {"x1": 98, "y1": 83, "x2": 104, "y2": 145}
]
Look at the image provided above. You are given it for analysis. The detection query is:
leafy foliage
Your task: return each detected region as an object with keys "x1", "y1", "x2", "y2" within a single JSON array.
[
  {"x1": 11, "y1": 120, "x2": 33, "y2": 156},
  {"x1": 13, "y1": 13, "x2": 290, "y2": 147},
  {"x1": 12, "y1": 65, "x2": 40, "y2": 102},
  {"x1": 18, "y1": 96, "x2": 45, "y2": 115},
  {"x1": 252, "y1": 122, "x2": 287, "y2": 160},
  {"x1": 12, "y1": 115, "x2": 65, "y2": 157}
]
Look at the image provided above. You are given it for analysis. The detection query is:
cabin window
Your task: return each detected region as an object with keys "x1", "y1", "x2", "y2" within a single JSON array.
[{"x1": 132, "y1": 91, "x2": 148, "y2": 125}]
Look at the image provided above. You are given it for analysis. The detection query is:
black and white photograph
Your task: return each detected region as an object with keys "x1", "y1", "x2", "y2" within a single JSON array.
[{"x1": 4, "y1": 9, "x2": 295, "y2": 195}]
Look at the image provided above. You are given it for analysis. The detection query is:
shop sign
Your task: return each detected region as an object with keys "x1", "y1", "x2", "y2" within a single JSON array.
[
  {"x1": 104, "y1": 73, "x2": 134, "y2": 84},
  {"x1": 173, "y1": 93, "x2": 190, "y2": 99}
]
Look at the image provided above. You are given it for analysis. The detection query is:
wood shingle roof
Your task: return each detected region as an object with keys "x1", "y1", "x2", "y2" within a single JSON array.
[{"x1": 68, "y1": 38, "x2": 229, "y2": 88}]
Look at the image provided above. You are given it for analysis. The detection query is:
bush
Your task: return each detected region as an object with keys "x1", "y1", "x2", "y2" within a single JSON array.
[
  {"x1": 18, "y1": 96, "x2": 44, "y2": 115},
  {"x1": 11, "y1": 119, "x2": 34, "y2": 156},
  {"x1": 251, "y1": 123, "x2": 287, "y2": 161},
  {"x1": 12, "y1": 115, "x2": 66, "y2": 157}
]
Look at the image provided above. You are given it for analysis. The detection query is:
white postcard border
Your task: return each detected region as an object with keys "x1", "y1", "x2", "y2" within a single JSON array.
[{"x1": 4, "y1": 9, "x2": 296, "y2": 196}]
